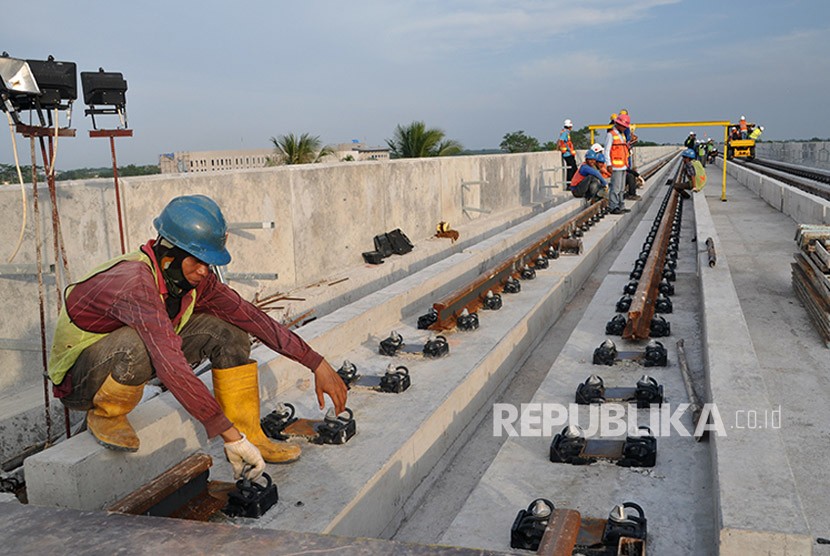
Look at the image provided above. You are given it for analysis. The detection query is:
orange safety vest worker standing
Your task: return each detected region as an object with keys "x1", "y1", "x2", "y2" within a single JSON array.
[
  {"x1": 739, "y1": 115, "x2": 748, "y2": 139},
  {"x1": 604, "y1": 114, "x2": 631, "y2": 214}
]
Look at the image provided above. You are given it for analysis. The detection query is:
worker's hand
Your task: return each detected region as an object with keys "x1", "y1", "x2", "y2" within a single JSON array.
[
  {"x1": 636, "y1": 176, "x2": 645, "y2": 187},
  {"x1": 313, "y1": 359, "x2": 348, "y2": 414},
  {"x1": 224, "y1": 433, "x2": 265, "y2": 480}
]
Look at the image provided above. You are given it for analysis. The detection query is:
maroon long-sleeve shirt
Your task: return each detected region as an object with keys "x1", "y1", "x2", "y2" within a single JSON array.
[{"x1": 56, "y1": 240, "x2": 323, "y2": 438}]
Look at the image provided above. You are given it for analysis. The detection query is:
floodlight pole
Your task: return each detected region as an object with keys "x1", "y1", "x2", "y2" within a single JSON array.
[
  {"x1": 16, "y1": 122, "x2": 77, "y2": 441},
  {"x1": 90, "y1": 128, "x2": 133, "y2": 254}
]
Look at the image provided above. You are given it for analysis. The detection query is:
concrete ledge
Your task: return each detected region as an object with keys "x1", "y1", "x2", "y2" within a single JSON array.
[
  {"x1": 721, "y1": 159, "x2": 830, "y2": 225},
  {"x1": 693, "y1": 191, "x2": 812, "y2": 554}
]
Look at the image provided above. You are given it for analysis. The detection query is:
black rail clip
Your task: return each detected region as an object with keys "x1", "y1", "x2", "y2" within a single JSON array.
[
  {"x1": 337, "y1": 360, "x2": 358, "y2": 388},
  {"x1": 223, "y1": 472, "x2": 279, "y2": 519},
  {"x1": 605, "y1": 314, "x2": 627, "y2": 336},
  {"x1": 482, "y1": 290, "x2": 503, "y2": 311},
  {"x1": 520, "y1": 265, "x2": 536, "y2": 280},
  {"x1": 509, "y1": 498, "x2": 554, "y2": 551},
  {"x1": 260, "y1": 403, "x2": 297, "y2": 441},
  {"x1": 456, "y1": 308, "x2": 479, "y2": 331},
  {"x1": 380, "y1": 364, "x2": 411, "y2": 393},
  {"x1": 650, "y1": 316, "x2": 671, "y2": 337},
  {"x1": 602, "y1": 502, "x2": 648, "y2": 547},
  {"x1": 503, "y1": 276, "x2": 521, "y2": 294},
  {"x1": 545, "y1": 245, "x2": 559, "y2": 260},
  {"x1": 643, "y1": 340, "x2": 668, "y2": 367},
  {"x1": 593, "y1": 339, "x2": 618, "y2": 366},
  {"x1": 423, "y1": 335, "x2": 450, "y2": 358},
  {"x1": 315, "y1": 408, "x2": 357, "y2": 445},
  {"x1": 616, "y1": 294, "x2": 633, "y2": 313},
  {"x1": 618, "y1": 428, "x2": 657, "y2": 468},
  {"x1": 417, "y1": 308, "x2": 438, "y2": 329},
  {"x1": 534, "y1": 255, "x2": 549, "y2": 269},
  {"x1": 379, "y1": 331, "x2": 404, "y2": 356}
]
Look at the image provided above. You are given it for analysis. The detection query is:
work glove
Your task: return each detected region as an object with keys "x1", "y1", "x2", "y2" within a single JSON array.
[
  {"x1": 636, "y1": 176, "x2": 645, "y2": 188},
  {"x1": 224, "y1": 433, "x2": 266, "y2": 481}
]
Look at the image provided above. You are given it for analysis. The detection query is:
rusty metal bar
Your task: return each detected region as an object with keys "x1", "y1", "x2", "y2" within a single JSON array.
[
  {"x1": 536, "y1": 509, "x2": 581, "y2": 556},
  {"x1": 705, "y1": 237, "x2": 717, "y2": 267},
  {"x1": 106, "y1": 453, "x2": 214, "y2": 516},
  {"x1": 430, "y1": 200, "x2": 607, "y2": 330},
  {"x1": 623, "y1": 188, "x2": 679, "y2": 340}
]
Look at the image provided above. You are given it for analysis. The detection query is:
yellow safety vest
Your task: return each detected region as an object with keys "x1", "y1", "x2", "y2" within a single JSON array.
[{"x1": 48, "y1": 249, "x2": 197, "y2": 385}]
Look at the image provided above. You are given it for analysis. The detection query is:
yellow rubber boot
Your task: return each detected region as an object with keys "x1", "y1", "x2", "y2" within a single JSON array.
[
  {"x1": 87, "y1": 375, "x2": 144, "y2": 452},
  {"x1": 212, "y1": 360, "x2": 301, "y2": 464}
]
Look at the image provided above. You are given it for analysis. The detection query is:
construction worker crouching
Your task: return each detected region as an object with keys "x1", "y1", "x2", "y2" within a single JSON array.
[
  {"x1": 676, "y1": 148, "x2": 706, "y2": 198},
  {"x1": 48, "y1": 195, "x2": 348, "y2": 480},
  {"x1": 569, "y1": 149, "x2": 608, "y2": 202}
]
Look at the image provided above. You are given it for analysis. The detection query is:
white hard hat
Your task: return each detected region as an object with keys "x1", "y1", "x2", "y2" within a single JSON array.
[
  {"x1": 563, "y1": 119, "x2": 573, "y2": 127},
  {"x1": 689, "y1": 131, "x2": 695, "y2": 135},
  {"x1": 590, "y1": 143, "x2": 604, "y2": 153},
  {"x1": 759, "y1": 126, "x2": 764, "y2": 131},
  {"x1": 740, "y1": 115, "x2": 746, "y2": 120}
]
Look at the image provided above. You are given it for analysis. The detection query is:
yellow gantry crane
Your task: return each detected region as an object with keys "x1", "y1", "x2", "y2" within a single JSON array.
[{"x1": 587, "y1": 120, "x2": 732, "y2": 201}]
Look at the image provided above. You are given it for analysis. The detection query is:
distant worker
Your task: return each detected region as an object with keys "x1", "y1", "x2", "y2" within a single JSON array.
[
  {"x1": 604, "y1": 113, "x2": 632, "y2": 214},
  {"x1": 706, "y1": 138, "x2": 718, "y2": 163},
  {"x1": 730, "y1": 127, "x2": 740, "y2": 141},
  {"x1": 697, "y1": 141, "x2": 708, "y2": 167},
  {"x1": 676, "y1": 148, "x2": 706, "y2": 198},
  {"x1": 739, "y1": 115, "x2": 748, "y2": 139},
  {"x1": 684, "y1": 131, "x2": 697, "y2": 153},
  {"x1": 569, "y1": 149, "x2": 608, "y2": 202},
  {"x1": 558, "y1": 119, "x2": 577, "y2": 181},
  {"x1": 48, "y1": 195, "x2": 349, "y2": 481},
  {"x1": 749, "y1": 125, "x2": 764, "y2": 141}
]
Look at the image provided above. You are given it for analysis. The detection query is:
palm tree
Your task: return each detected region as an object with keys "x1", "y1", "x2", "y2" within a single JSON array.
[
  {"x1": 268, "y1": 133, "x2": 334, "y2": 165},
  {"x1": 386, "y1": 121, "x2": 463, "y2": 158}
]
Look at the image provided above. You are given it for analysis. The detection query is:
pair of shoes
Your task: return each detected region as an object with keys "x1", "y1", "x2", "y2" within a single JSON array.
[
  {"x1": 627, "y1": 194, "x2": 642, "y2": 201},
  {"x1": 610, "y1": 207, "x2": 631, "y2": 214}
]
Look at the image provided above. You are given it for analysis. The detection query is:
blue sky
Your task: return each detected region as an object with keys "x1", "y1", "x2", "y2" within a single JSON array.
[{"x1": 1, "y1": 0, "x2": 827, "y2": 168}]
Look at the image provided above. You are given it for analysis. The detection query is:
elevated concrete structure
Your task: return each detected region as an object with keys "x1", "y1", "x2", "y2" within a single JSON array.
[
  {"x1": 0, "y1": 146, "x2": 674, "y2": 465},
  {"x1": 757, "y1": 141, "x2": 830, "y2": 172}
]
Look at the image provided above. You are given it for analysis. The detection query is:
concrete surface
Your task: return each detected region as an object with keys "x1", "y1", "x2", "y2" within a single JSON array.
[
  {"x1": 439, "y1": 172, "x2": 717, "y2": 553},
  {"x1": 704, "y1": 169, "x2": 830, "y2": 554},
  {"x1": 695, "y1": 183, "x2": 812, "y2": 554},
  {"x1": 0, "y1": 502, "x2": 509, "y2": 556}
]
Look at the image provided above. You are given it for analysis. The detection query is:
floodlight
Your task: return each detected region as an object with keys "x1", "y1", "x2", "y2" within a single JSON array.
[
  {"x1": 81, "y1": 67, "x2": 128, "y2": 129},
  {"x1": 19, "y1": 55, "x2": 77, "y2": 110},
  {"x1": 0, "y1": 53, "x2": 40, "y2": 118}
]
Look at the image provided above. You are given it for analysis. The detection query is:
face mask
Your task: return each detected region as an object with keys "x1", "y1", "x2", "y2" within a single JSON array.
[{"x1": 153, "y1": 237, "x2": 195, "y2": 299}]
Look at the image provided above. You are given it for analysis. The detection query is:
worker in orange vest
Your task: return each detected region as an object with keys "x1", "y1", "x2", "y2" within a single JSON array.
[
  {"x1": 739, "y1": 115, "x2": 748, "y2": 139},
  {"x1": 558, "y1": 119, "x2": 577, "y2": 181},
  {"x1": 603, "y1": 114, "x2": 632, "y2": 214}
]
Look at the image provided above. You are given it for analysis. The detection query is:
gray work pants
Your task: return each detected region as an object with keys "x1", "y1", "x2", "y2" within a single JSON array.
[
  {"x1": 60, "y1": 314, "x2": 251, "y2": 411},
  {"x1": 609, "y1": 169, "x2": 626, "y2": 210}
]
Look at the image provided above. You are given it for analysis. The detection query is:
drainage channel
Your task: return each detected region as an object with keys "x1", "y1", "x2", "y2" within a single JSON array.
[{"x1": 437, "y1": 163, "x2": 715, "y2": 554}]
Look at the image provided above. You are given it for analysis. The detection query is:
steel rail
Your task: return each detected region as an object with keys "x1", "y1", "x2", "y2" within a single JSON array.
[
  {"x1": 622, "y1": 174, "x2": 681, "y2": 340},
  {"x1": 735, "y1": 158, "x2": 830, "y2": 201}
]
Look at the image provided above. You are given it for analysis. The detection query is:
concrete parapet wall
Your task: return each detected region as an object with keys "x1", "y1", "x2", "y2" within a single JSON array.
[
  {"x1": 719, "y1": 159, "x2": 830, "y2": 225},
  {"x1": 756, "y1": 141, "x2": 830, "y2": 171},
  {"x1": 693, "y1": 192, "x2": 812, "y2": 554}
]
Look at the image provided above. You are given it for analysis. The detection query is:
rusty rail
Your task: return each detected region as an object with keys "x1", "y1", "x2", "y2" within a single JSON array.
[
  {"x1": 623, "y1": 183, "x2": 680, "y2": 340},
  {"x1": 429, "y1": 200, "x2": 607, "y2": 330}
]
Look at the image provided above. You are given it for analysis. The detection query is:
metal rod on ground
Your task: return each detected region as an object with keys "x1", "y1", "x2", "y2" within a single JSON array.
[
  {"x1": 705, "y1": 237, "x2": 717, "y2": 267},
  {"x1": 676, "y1": 339, "x2": 704, "y2": 441}
]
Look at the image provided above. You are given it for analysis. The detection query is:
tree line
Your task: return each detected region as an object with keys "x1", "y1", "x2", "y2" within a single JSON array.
[{"x1": 0, "y1": 163, "x2": 159, "y2": 184}]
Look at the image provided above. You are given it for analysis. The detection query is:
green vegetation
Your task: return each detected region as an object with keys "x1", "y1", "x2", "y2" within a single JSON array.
[
  {"x1": 0, "y1": 163, "x2": 158, "y2": 184},
  {"x1": 386, "y1": 121, "x2": 463, "y2": 158},
  {"x1": 267, "y1": 133, "x2": 334, "y2": 165},
  {"x1": 499, "y1": 131, "x2": 540, "y2": 153}
]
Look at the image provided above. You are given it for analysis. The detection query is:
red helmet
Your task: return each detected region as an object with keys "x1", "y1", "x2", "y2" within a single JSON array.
[{"x1": 614, "y1": 114, "x2": 631, "y2": 128}]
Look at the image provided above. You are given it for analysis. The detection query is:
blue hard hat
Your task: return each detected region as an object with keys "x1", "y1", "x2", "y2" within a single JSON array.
[
  {"x1": 682, "y1": 148, "x2": 696, "y2": 159},
  {"x1": 153, "y1": 195, "x2": 231, "y2": 266},
  {"x1": 585, "y1": 150, "x2": 598, "y2": 161},
  {"x1": 595, "y1": 153, "x2": 606, "y2": 164}
]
